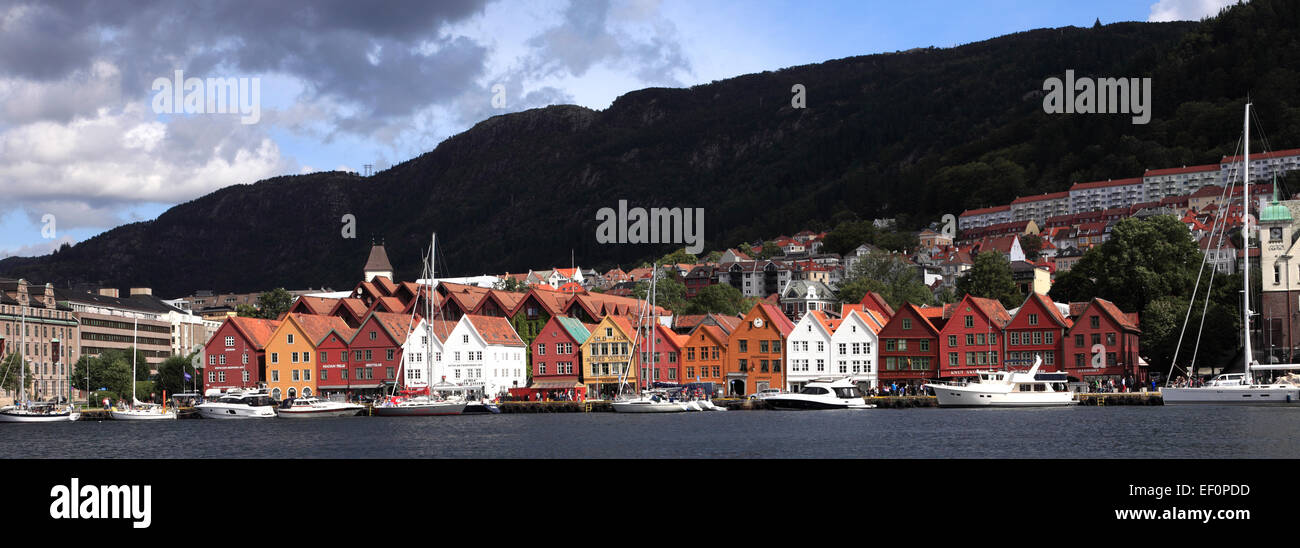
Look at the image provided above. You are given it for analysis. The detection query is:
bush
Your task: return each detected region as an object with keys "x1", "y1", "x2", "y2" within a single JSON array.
[{"x1": 89, "y1": 391, "x2": 119, "y2": 407}]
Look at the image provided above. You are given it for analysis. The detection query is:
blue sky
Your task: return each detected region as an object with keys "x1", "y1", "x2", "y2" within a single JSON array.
[{"x1": 0, "y1": 0, "x2": 1231, "y2": 259}]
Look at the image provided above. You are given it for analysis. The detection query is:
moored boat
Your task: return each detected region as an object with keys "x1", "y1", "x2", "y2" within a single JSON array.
[
  {"x1": 195, "y1": 388, "x2": 278, "y2": 419},
  {"x1": 276, "y1": 397, "x2": 365, "y2": 418},
  {"x1": 0, "y1": 402, "x2": 81, "y2": 422},
  {"x1": 924, "y1": 356, "x2": 1075, "y2": 407},
  {"x1": 764, "y1": 378, "x2": 875, "y2": 410}
]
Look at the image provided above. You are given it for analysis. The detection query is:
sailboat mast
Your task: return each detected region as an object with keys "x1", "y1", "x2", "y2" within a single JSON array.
[
  {"x1": 133, "y1": 317, "x2": 138, "y2": 403},
  {"x1": 19, "y1": 303, "x2": 25, "y2": 404},
  {"x1": 1244, "y1": 102, "x2": 1254, "y2": 384},
  {"x1": 436, "y1": 233, "x2": 441, "y2": 392}
]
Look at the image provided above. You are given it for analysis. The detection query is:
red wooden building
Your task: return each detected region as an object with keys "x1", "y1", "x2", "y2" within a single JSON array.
[
  {"x1": 877, "y1": 302, "x2": 943, "y2": 389},
  {"x1": 521, "y1": 315, "x2": 591, "y2": 399},
  {"x1": 1003, "y1": 293, "x2": 1072, "y2": 372},
  {"x1": 344, "y1": 311, "x2": 416, "y2": 396},
  {"x1": 1064, "y1": 297, "x2": 1144, "y2": 387},
  {"x1": 315, "y1": 324, "x2": 358, "y2": 398},
  {"x1": 937, "y1": 295, "x2": 1011, "y2": 379},
  {"x1": 202, "y1": 316, "x2": 280, "y2": 392}
]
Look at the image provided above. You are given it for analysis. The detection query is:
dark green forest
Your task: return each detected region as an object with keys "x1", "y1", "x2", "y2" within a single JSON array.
[{"x1": 2, "y1": 0, "x2": 1298, "y2": 297}]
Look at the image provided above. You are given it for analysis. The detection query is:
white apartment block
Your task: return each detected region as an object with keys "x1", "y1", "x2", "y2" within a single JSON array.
[
  {"x1": 1010, "y1": 192, "x2": 1070, "y2": 224},
  {"x1": 1142, "y1": 164, "x2": 1220, "y2": 201},
  {"x1": 957, "y1": 205, "x2": 1013, "y2": 231},
  {"x1": 1220, "y1": 148, "x2": 1300, "y2": 185},
  {"x1": 1068, "y1": 178, "x2": 1144, "y2": 213}
]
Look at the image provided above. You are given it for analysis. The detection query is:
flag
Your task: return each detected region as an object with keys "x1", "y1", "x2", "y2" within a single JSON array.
[{"x1": 184, "y1": 371, "x2": 193, "y2": 381}]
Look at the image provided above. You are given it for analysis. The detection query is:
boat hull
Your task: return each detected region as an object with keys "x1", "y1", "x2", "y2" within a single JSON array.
[
  {"x1": 1162, "y1": 386, "x2": 1300, "y2": 405},
  {"x1": 611, "y1": 401, "x2": 689, "y2": 413},
  {"x1": 460, "y1": 403, "x2": 501, "y2": 414},
  {"x1": 195, "y1": 404, "x2": 277, "y2": 419},
  {"x1": 927, "y1": 385, "x2": 1076, "y2": 407},
  {"x1": 276, "y1": 406, "x2": 364, "y2": 418},
  {"x1": 371, "y1": 402, "x2": 466, "y2": 416},
  {"x1": 109, "y1": 409, "x2": 178, "y2": 420},
  {"x1": 0, "y1": 410, "x2": 80, "y2": 422},
  {"x1": 764, "y1": 395, "x2": 873, "y2": 410}
]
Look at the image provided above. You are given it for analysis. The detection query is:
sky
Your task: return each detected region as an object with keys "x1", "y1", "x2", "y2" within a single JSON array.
[{"x1": 0, "y1": 0, "x2": 1237, "y2": 259}]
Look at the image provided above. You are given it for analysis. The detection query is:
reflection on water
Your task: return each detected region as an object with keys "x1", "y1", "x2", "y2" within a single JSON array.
[{"x1": 1, "y1": 406, "x2": 1296, "y2": 458}]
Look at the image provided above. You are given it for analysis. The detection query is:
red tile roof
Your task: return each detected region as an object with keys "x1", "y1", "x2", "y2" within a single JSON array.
[
  {"x1": 466, "y1": 314, "x2": 524, "y2": 347},
  {"x1": 1069, "y1": 177, "x2": 1142, "y2": 191},
  {"x1": 1221, "y1": 148, "x2": 1300, "y2": 163},
  {"x1": 959, "y1": 205, "x2": 1011, "y2": 217},
  {"x1": 1144, "y1": 164, "x2": 1219, "y2": 177},
  {"x1": 289, "y1": 313, "x2": 354, "y2": 345},
  {"x1": 228, "y1": 316, "x2": 282, "y2": 350},
  {"x1": 1011, "y1": 191, "x2": 1069, "y2": 204}
]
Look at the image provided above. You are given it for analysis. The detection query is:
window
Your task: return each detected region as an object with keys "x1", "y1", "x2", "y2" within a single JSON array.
[
  {"x1": 1107, "y1": 333, "x2": 1116, "y2": 345},
  {"x1": 1075, "y1": 334, "x2": 1084, "y2": 347},
  {"x1": 538, "y1": 343, "x2": 546, "y2": 355},
  {"x1": 1028, "y1": 313, "x2": 1038, "y2": 326},
  {"x1": 1011, "y1": 332, "x2": 1020, "y2": 346},
  {"x1": 1045, "y1": 332, "x2": 1054, "y2": 345},
  {"x1": 760, "y1": 341, "x2": 769, "y2": 353},
  {"x1": 225, "y1": 336, "x2": 234, "y2": 347},
  {"x1": 919, "y1": 340, "x2": 929, "y2": 351},
  {"x1": 1090, "y1": 316, "x2": 1100, "y2": 329},
  {"x1": 292, "y1": 370, "x2": 299, "y2": 381},
  {"x1": 272, "y1": 370, "x2": 280, "y2": 382},
  {"x1": 291, "y1": 352, "x2": 299, "y2": 363},
  {"x1": 902, "y1": 318, "x2": 912, "y2": 330},
  {"x1": 964, "y1": 316, "x2": 973, "y2": 328},
  {"x1": 287, "y1": 333, "x2": 295, "y2": 344},
  {"x1": 739, "y1": 340, "x2": 748, "y2": 352},
  {"x1": 966, "y1": 334, "x2": 975, "y2": 346},
  {"x1": 370, "y1": 331, "x2": 377, "y2": 341},
  {"x1": 365, "y1": 350, "x2": 373, "y2": 361},
  {"x1": 387, "y1": 349, "x2": 395, "y2": 361},
  {"x1": 271, "y1": 352, "x2": 279, "y2": 364},
  {"x1": 948, "y1": 335, "x2": 957, "y2": 347}
]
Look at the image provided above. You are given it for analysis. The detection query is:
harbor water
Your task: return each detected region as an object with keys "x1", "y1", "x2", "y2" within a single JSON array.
[{"x1": 3, "y1": 405, "x2": 1298, "y2": 458}]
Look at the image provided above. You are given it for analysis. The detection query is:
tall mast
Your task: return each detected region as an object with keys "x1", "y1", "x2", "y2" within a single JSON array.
[
  {"x1": 133, "y1": 317, "x2": 139, "y2": 404},
  {"x1": 1243, "y1": 102, "x2": 1253, "y2": 384},
  {"x1": 19, "y1": 302, "x2": 25, "y2": 404},
  {"x1": 428, "y1": 233, "x2": 435, "y2": 392}
]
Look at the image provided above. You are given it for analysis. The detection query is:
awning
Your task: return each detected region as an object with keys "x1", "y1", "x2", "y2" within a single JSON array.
[
  {"x1": 530, "y1": 378, "x2": 583, "y2": 389},
  {"x1": 318, "y1": 383, "x2": 382, "y2": 389}
]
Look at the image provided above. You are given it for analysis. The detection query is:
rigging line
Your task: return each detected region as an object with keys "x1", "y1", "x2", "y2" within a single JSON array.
[
  {"x1": 1188, "y1": 177, "x2": 1235, "y2": 374},
  {"x1": 1249, "y1": 107, "x2": 1275, "y2": 160},
  {"x1": 1169, "y1": 136, "x2": 1242, "y2": 381}
]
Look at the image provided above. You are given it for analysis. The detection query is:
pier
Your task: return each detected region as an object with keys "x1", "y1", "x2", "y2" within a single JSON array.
[
  {"x1": 1075, "y1": 392, "x2": 1163, "y2": 406},
  {"x1": 869, "y1": 396, "x2": 938, "y2": 408}
]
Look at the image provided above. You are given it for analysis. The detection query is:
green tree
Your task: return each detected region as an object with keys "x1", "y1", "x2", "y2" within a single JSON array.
[
  {"x1": 1049, "y1": 216, "x2": 1200, "y2": 314},
  {"x1": 821, "y1": 220, "x2": 878, "y2": 257},
  {"x1": 633, "y1": 275, "x2": 688, "y2": 314},
  {"x1": 71, "y1": 352, "x2": 134, "y2": 400},
  {"x1": 838, "y1": 252, "x2": 933, "y2": 309},
  {"x1": 656, "y1": 248, "x2": 698, "y2": 266},
  {"x1": 1019, "y1": 234, "x2": 1043, "y2": 261},
  {"x1": 753, "y1": 241, "x2": 781, "y2": 260},
  {"x1": 257, "y1": 288, "x2": 295, "y2": 320},
  {"x1": 957, "y1": 251, "x2": 1022, "y2": 309},
  {"x1": 0, "y1": 353, "x2": 33, "y2": 395},
  {"x1": 684, "y1": 283, "x2": 749, "y2": 316},
  {"x1": 155, "y1": 354, "x2": 201, "y2": 396},
  {"x1": 235, "y1": 303, "x2": 261, "y2": 318},
  {"x1": 704, "y1": 250, "x2": 723, "y2": 263},
  {"x1": 493, "y1": 277, "x2": 530, "y2": 292}
]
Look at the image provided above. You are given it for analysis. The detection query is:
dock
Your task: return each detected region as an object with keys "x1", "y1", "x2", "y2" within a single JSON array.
[
  {"x1": 1074, "y1": 392, "x2": 1163, "y2": 406},
  {"x1": 869, "y1": 396, "x2": 938, "y2": 408}
]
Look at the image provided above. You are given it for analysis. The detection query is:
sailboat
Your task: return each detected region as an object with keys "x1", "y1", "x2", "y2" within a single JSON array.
[
  {"x1": 0, "y1": 301, "x2": 80, "y2": 422},
  {"x1": 1163, "y1": 102, "x2": 1300, "y2": 404},
  {"x1": 372, "y1": 233, "x2": 467, "y2": 417},
  {"x1": 612, "y1": 264, "x2": 691, "y2": 413},
  {"x1": 110, "y1": 318, "x2": 177, "y2": 420}
]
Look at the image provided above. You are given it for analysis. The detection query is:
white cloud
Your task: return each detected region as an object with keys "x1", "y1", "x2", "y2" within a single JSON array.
[
  {"x1": 0, "y1": 234, "x2": 77, "y2": 260},
  {"x1": 1148, "y1": 0, "x2": 1238, "y2": 22}
]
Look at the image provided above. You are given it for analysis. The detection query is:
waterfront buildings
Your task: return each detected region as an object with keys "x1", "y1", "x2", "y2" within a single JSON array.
[
  {"x1": 202, "y1": 316, "x2": 280, "y2": 392},
  {"x1": 581, "y1": 315, "x2": 636, "y2": 399},
  {"x1": 726, "y1": 303, "x2": 794, "y2": 396},
  {"x1": 442, "y1": 314, "x2": 527, "y2": 398},
  {"x1": 0, "y1": 279, "x2": 79, "y2": 403}
]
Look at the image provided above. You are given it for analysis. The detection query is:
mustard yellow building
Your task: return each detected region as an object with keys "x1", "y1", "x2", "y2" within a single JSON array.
[
  {"x1": 265, "y1": 313, "x2": 352, "y2": 401},
  {"x1": 581, "y1": 315, "x2": 638, "y2": 399}
]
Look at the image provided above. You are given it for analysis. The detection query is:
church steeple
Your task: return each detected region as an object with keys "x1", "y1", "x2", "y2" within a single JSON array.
[{"x1": 363, "y1": 241, "x2": 394, "y2": 282}]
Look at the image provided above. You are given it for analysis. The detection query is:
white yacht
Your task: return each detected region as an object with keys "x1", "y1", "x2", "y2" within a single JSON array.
[
  {"x1": 194, "y1": 389, "x2": 278, "y2": 419},
  {"x1": 925, "y1": 356, "x2": 1076, "y2": 407},
  {"x1": 276, "y1": 397, "x2": 365, "y2": 418},
  {"x1": 372, "y1": 396, "x2": 466, "y2": 416},
  {"x1": 763, "y1": 379, "x2": 875, "y2": 410}
]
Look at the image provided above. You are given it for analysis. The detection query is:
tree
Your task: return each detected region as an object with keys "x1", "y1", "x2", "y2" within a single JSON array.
[
  {"x1": 838, "y1": 252, "x2": 933, "y2": 309},
  {"x1": 257, "y1": 288, "x2": 295, "y2": 320},
  {"x1": 633, "y1": 275, "x2": 687, "y2": 314},
  {"x1": 493, "y1": 277, "x2": 529, "y2": 292},
  {"x1": 71, "y1": 352, "x2": 134, "y2": 400},
  {"x1": 0, "y1": 353, "x2": 33, "y2": 395},
  {"x1": 957, "y1": 251, "x2": 1022, "y2": 309},
  {"x1": 704, "y1": 250, "x2": 723, "y2": 263},
  {"x1": 155, "y1": 354, "x2": 201, "y2": 396},
  {"x1": 821, "y1": 220, "x2": 878, "y2": 257},
  {"x1": 235, "y1": 303, "x2": 261, "y2": 318},
  {"x1": 1050, "y1": 216, "x2": 1200, "y2": 315},
  {"x1": 684, "y1": 284, "x2": 749, "y2": 316},
  {"x1": 1019, "y1": 234, "x2": 1043, "y2": 261},
  {"x1": 753, "y1": 241, "x2": 781, "y2": 260},
  {"x1": 656, "y1": 248, "x2": 698, "y2": 266}
]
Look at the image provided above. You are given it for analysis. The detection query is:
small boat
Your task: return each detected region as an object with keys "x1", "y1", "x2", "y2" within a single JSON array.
[
  {"x1": 276, "y1": 397, "x2": 365, "y2": 418},
  {"x1": 696, "y1": 399, "x2": 727, "y2": 411},
  {"x1": 611, "y1": 394, "x2": 690, "y2": 413},
  {"x1": 461, "y1": 401, "x2": 501, "y2": 414},
  {"x1": 925, "y1": 356, "x2": 1075, "y2": 408},
  {"x1": 109, "y1": 402, "x2": 177, "y2": 421},
  {"x1": 195, "y1": 389, "x2": 278, "y2": 419},
  {"x1": 764, "y1": 379, "x2": 875, "y2": 410},
  {"x1": 0, "y1": 402, "x2": 81, "y2": 423},
  {"x1": 371, "y1": 396, "x2": 466, "y2": 416}
]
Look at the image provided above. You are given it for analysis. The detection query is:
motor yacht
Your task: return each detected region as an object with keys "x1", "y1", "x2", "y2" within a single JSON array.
[
  {"x1": 925, "y1": 356, "x2": 1075, "y2": 407},
  {"x1": 763, "y1": 378, "x2": 875, "y2": 410},
  {"x1": 276, "y1": 397, "x2": 365, "y2": 418},
  {"x1": 194, "y1": 389, "x2": 278, "y2": 419}
]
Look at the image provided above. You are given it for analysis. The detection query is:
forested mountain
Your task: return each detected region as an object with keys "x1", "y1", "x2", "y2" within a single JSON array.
[{"x1": 3, "y1": 0, "x2": 1299, "y2": 297}]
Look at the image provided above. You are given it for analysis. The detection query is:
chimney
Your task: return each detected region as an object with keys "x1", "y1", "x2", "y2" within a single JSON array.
[
  {"x1": 130, "y1": 287, "x2": 153, "y2": 296},
  {"x1": 99, "y1": 288, "x2": 120, "y2": 298}
]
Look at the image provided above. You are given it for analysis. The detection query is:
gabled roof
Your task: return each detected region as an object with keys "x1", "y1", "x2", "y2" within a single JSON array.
[
  {"x1": 554, "y1": 316, "x2": 592, "y2": 344},
  {"x1": 859, "y1": 291, "x2": 895, "y2": 320},
  {"x1": 226, "y1": 316, "x2": 282, "y2": 350},
  {"x1": 1009, "y1": 293, "x2": 1071, "y2": 329},
  {"x1": 371, "y1": 276, "x2": 397, "y2": 297},
  {"x1": 351, "y1": 311, "x2": 418, "y2": 345},
  {"x1": 753, "y1": 303, "x2": 796, "y2": 337},
  {"x1": 464, "y1": 314, "x2": 524, "y2": 347},
  {"x1": 694, "y1": 324, "x2": 731, "y2": 347},
  {"x1": 291, "y1": 296, "x2": 338, "y2": 315},
  {"x1": 285, "y1": 313, "x2": 354, "y2": 346}
]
